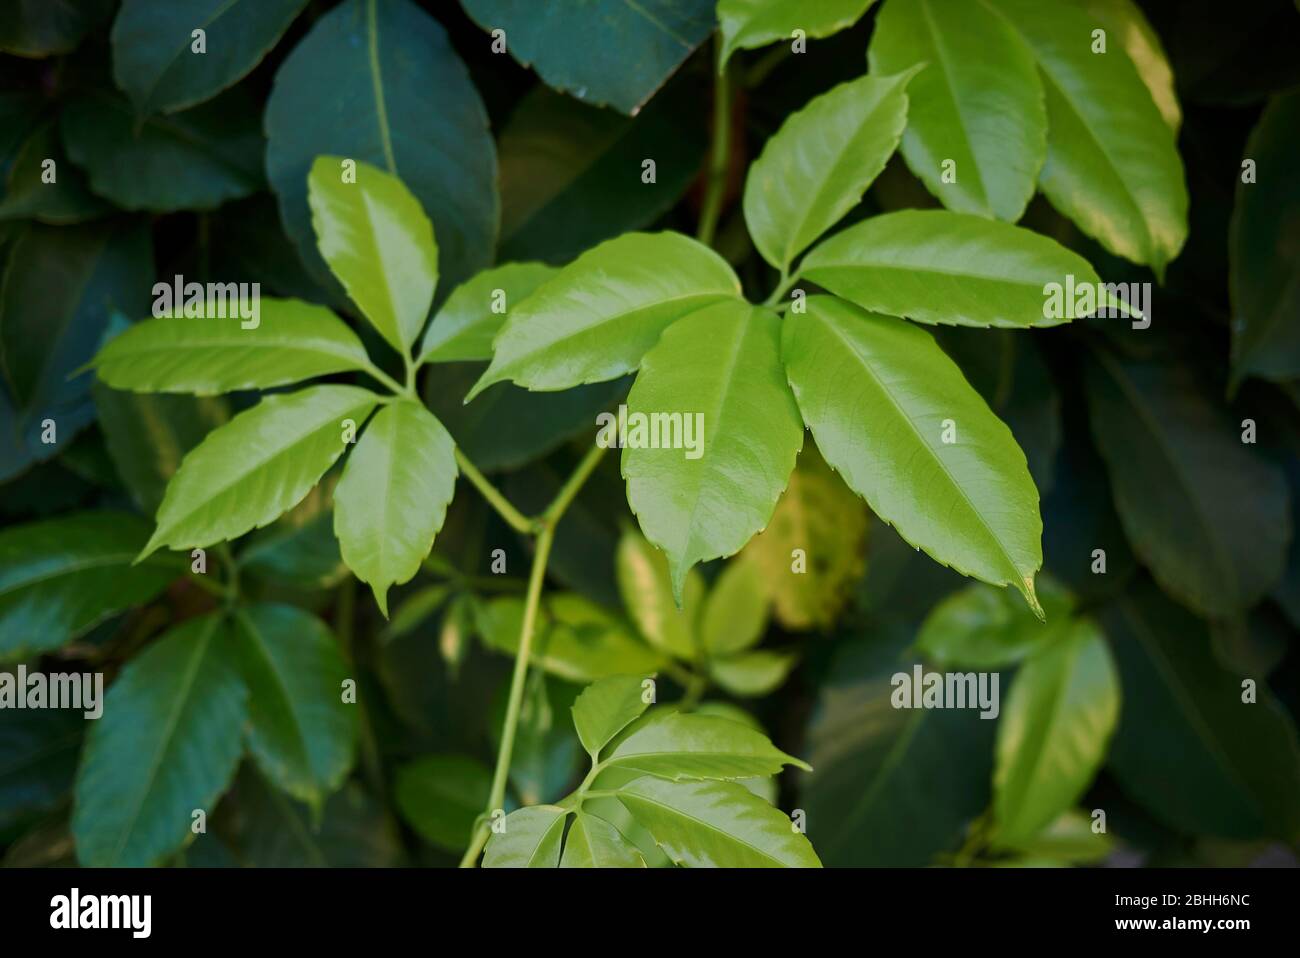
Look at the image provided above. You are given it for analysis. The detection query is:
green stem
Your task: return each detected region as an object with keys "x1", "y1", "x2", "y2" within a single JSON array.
[
  {"x1": 542, "y1": 443, "x2": 607, "y2": 523},
  {"x1": 696, "y1": 36, "x2": 732, "y2": 248},
  {"x1": 459, "y1": 523, "x2": 555, "y2": 867},
  {"x1": 363, "y1": 361, "x2": 409, "y2": 398},
  {"x1": 455, "y1": 448, "x2": 536, "y2": 535},
  {"x1": 761, "y1": 267, "x2": 797, "y2": 308}
]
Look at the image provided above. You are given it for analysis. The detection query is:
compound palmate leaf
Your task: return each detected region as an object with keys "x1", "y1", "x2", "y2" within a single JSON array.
[
  {"x1": 744, "y1": 67, "x2": 917, "y2": 272},
  {"x1": 618, "y1": 777, "x2": 820, "y2": 867},
  {"x1": 334, "y1": 399, "x2": 457, "y2": 614},
  {"x1": 142, "y1": 385, "x2": 380, "y2": 557},
  {"x1": 92, "y1": 298, "x2": 373, "y2": 395},
  {"x1": 623, "y1": 300, "x2": 804, "y2": 597},
  {"x1": 72, "y1": 614, "x2": 248, "y2": 867},
  {"x1": 801, "y1": 209, "x2": 1106, "y2": 329},
  {"x1": 869, "y1": 0, "x2": 1046, "y2": 221},
  {"x1": 469, "y1": 231, "x2": 740, "y2": 399},
  {"x1": 783, "y1": 297, "x2": 1043, "y2": 616},
  {"x1": 308, "y1": 156, "x2": 438, "y2": 354}
]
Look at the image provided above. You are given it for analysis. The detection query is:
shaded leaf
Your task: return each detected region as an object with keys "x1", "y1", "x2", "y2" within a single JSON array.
[
  {"x1": 394, "y1": 754, "x2": 491, "y2": 852},
  {"x1": 616, "y1": 527, "x2": 704, "y2": 661}
]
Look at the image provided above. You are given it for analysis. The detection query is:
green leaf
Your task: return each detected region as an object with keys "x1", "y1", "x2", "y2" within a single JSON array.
[
  {"x1": 744, "y1": 68, "x2": 916, "y2": 270},
  {"x1": 0, "y1": 119, "x2": 110, "y2": 224},
  {"x1": 708, "y1": 650, "x2": 798, "y2": 698},
  {"x1": 382, "y1": 584, "x2": 452, "y2": 643},
  {"x1": 616, "y1": 527, "x2": 705, "y2": 660},
  {"x1": 0, "y1": 707, "x2": 83, "y2": 832},
  {"x1": 460, "y1": 0, "x2": 715, "y2": 115},
  {"x1": 1085, "y1": 353, "x2": 1289, "y2": 617},
  {"x1": 1, "y1": 222, "x2": 152, "y2": 469},
  {"x1": 468, "y1": 231, "x2": 740, "y2": 399},
  {"x1": 783, "y1": 297, "x2": 1043, "y2": 616},
  {"x1": 490, "y1": 673, "x2": 581, "y2": 806},
  {"x1": 418, "y1": 262, "x2": 556, "y2": 365},
  {"x1": 477, "y1": 593, "x2": 667, "y2": 682},
  {"x1": 618, "y1": 777, "x2": 820, "y2": 867},
  {"x1": 992, "y1": 619, "x2": 1119, "y2": 845},
  {"x1": 991, "y1": 809, "x2": 1114, "y2": 863},
  {"x1": 94, "y1": 385, "x2": 230, "y2": 512},
  {"x1": 111, "y1": 0, "x2": 309, "y2": 115},
  {"x1": 1103, "y1": 585, "x2": 1300, "y2": 842},
  {"x1": 0, "y1": 0, "x2": 111, "y2": 56},
  {"x1": 0, "y1": 512, "x2": 178, "y2": 661},
  {"x1": 265, "y1": 0, "x2": 497, "y2": 294},
  {"x1": 700, "y1": 557, "x2": 768, "y2": 656},
  {"x1": 559, "y1": 810, "x2": 646, "y2": 867},
  {"x1": 1229, "y1": 91, "x2": 1300, "y2": 386},
  {"x1": 498, "y1": 84, "x2": 706, "y2": 264},
  {"x1": 142, "y1": 384, "x2": 380, "y2": 556},
  {"x1": 394, "y1": 754, "x2": 491, "y2": 852},
  {"x1": 334, "y1": 400, "x2": 457, "y2": 614},
  {"x1": 72, "y1": 614, "x2": 248, "y2": 867},
  {"x1": 803, "y1": 633, "x2": 994, "y2": 866},
  {"x1": 719, "y1": 0, "x2": 876, "y2": 69},
  {"x1": 92, "y1": 298, "x2": 373, "y2": 395},
  {"x1": 740, "y1": 441, "x2": 869, "y2": 630},
  {"x1": 916, "y1": 580, "x2": 1074, "y2": 669},
  {"x1": 230, "y1": 603, "x2": 356, "y2": 807},
  {"x1": 239, "y1": 484, "x2": 347, "y2": 590},
  {"x1": 981, "y1": 0, "x2": 1187, "y2": 275},
  {"x1": 604, "y1": 709, "x2": 809, "y2": 780},
  {"x1": 571, "y1": 674, "x2": 652, "y2": 758},
  {"x1": 61, "y1": 87, "x2": 264, "y2": 211},
  {"x1": 308, "y1": 157, "x2": 438, "y2": 354},
  {"x1": 868, "y1": 0, "x2": 1046, "y2": 221},
  {"x1": 802, "y1": 209, "x2": 1106, "y2": 329},
  {"x1": 482, "y1": 804, "x2": 568, "y2": 868},
  {"x1": 1075, "y1": 0, "x2": 1180, "y2": 132},
  {"x1": 624, "y1": 301, "x2": 803, "y2": 597}
]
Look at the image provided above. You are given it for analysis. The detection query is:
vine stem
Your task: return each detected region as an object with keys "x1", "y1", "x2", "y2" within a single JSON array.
[
  {"x1": 454, "y1": 448, "x2": 535, "y2": 534},
  {"x1": 459, "y1": 443, "x2": 609, "y2": 867},
  {"x1": 696, "y1": 36, "x2": 732, "y2": 247}
]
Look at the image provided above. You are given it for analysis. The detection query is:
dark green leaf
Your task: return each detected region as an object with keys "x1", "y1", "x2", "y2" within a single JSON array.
[{"x1": 394, "y1": 754, "x2": 491, "y2": 851}]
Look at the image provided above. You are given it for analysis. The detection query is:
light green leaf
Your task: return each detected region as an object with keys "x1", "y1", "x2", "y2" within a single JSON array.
[
  {"x1": 468, "y1": 231, "x2": 740, "y2": 399},
  {"x1": 740, "y1": 441, "x2": 868, "y2": 630},
  {"x1": 477, "y1": 593, "x2": 667, "y2": 682},
  {"x1": 308, "y1": 156, "x2": 437, "y2": 354},
  {"x1": 1229, "y1": 91, "x2": 1300, "y2": 387},
  {"x1": 418, "y1": 262, "x2": 555, "y2": 365},
  {"x1": 571, "y1": 675, "x2": 653, "y2": 758},
  {"x1": 624, "y1": 301, "x2": 803, "y2": 598},
  {"x1": 719, "y1": 0, "x2": 876, "y2": 69},
  {"x1": 1085, "y1": 353, "x2": 1289, "y2": 617},
  {"x1": 482, "y1": 804, "x2": 568, "y2": 868},
  {"x1": 618, "y1": 777, "x2": 820, "y2": 867},
  {"x1": 1074, "y1": 0, "x2": 1180, "y2": 132},
  {"x1": 72, "y1": 614, "x2": 248, "y2": 867},
  {"x1": 605, "y1": 710, "x2": 809, "y2": 780},
  {"x1": 460, "y1": 0, "x2": 715, "y2": 115},
  {"x1": 61, "y1": 86, "x2": 264, "y2": 212},
  {"x1": 559, "y1": 810, "x2": 646, "y2": 867},
  {"x1": 265, "y1": 0, "x2": 497, "y2": 293},
  {"x1": 111, "y1": 0, "x2": 309, "y2": 115},
  {"x1": 992, "y1": 809, "x2": 1115, "y2": 863},
  {"x1": 700, "y1": 557, "x2": 768, "y2": 656},
  {"x1": 744, "y1": 68, "x2": 916, "y2": 270},
  {"x1": 231, "y1": 603, "x2": 356, "y2": 807},
  {"x1": 869, "y1": 0, "x2": 1046, "y2": 221},
  {"x1": 142, "y1": 384, "x2": 380, "y2": 557},
  {"x1": 981, "y1": 0, "x2": 1187, "y2": 275},
  {"x1": 783, "y1": 297, "x2": 1043, "y2": 616},
  {"x1": 92, "y1": 298, "x2": 373, "y2": 395},
  {"x1": 709, "y1": 650, "x2": 798, "y2": 698},
  {"x1": 917, "y1": 579, "x2": 1074, "y2": 669},
  {"x1": 993, "y1": 619, "x2": 1119, "y2": 845},
  {"x1": 616, "y1": 527, "x2": 705, "y2": 660},
  {"x1": 334, "y1": 400, "x2": 457, "y2": 614},
  {"x1": 94, "y1": 386, "x2": 229, "y2": 512},
  {"x1": 802, "y1": 209, "x2": 1106, "y2": 329},
  {"x1": 394, "y1": 754, "x2": 491, "y2": 852},
  {"x1": 0, "y1": 512, "x2": 178, "y2": 661}
]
